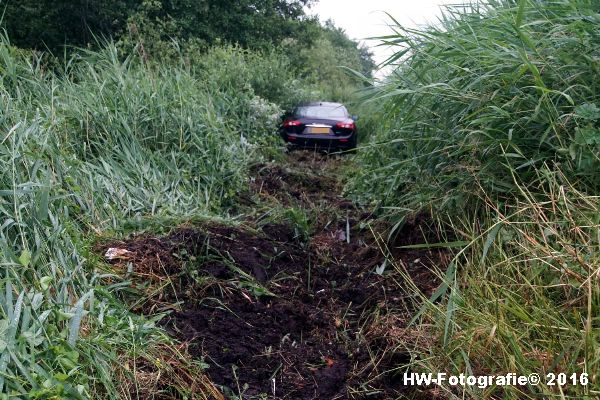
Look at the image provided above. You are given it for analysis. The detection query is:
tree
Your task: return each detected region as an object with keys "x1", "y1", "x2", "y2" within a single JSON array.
[
  {"x1": 320, "y1": 20, "x2": 376, "y2": 77},
  {"x1": 0, "y1": 0, "x2": 374, "y2": 80},
  {"x1": 1, "y1": 0, "x2": 318, "y2": 52},
  {"x1": 122, "y1": 0, "x2": 320, "y2": 53},
  {"x1": 1, "y1": 0, "x2": 139, "y2": 52}
]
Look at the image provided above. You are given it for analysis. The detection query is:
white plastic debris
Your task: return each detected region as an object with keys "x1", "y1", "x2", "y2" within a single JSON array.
[{"x1": 104, "y1": 247, "x2": 132, "y2": 260}]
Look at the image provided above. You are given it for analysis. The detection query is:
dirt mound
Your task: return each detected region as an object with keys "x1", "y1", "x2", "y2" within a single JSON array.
[
  {"x1": 170, "y1": 295, "x2": 348, "y2": 399},
  {"x1": 102, "y1": 217, "x2": 444, "y2": 399},
  {"x1": 100, "y1": 151, "x2": 451, "y2": 399}
]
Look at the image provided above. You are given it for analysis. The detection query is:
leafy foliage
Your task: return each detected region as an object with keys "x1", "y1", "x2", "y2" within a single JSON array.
[
  {"x1": 294, "y1": 20, "x2": 375, "y2": 101},
  {"x1": 123, "y1": 0, "x2": 317, "y2": 51},
  {"x1": 1, "y1": 0, "x2": 316, "y2": 53},
  {"x1": 0, "y1": 0, "x2": 372, "y2": 103},
  {"x1": 1, "y1": 0, "x2": 138, "y2": 51}
]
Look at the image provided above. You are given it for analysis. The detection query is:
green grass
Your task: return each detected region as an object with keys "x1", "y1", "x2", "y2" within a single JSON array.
[
  {"x1": 0, "y1": 36, "x2": 331, "y2": 398},
  {"x1": 352, "y1": 0, "x2": 600, "y2": 212},
  {"x1": 350, "y1": 0, "x2": 600, "y2": 398},
  {"x1": 4, "y1": 0, "x2": 598, "y2": 396}
]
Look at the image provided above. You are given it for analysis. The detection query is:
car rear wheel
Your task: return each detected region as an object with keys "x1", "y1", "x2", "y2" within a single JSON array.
[{"x1": 345, "y1": 134, "x2": 357, "y2": 152}]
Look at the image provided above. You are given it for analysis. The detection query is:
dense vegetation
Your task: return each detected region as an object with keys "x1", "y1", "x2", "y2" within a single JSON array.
[
  {"x1": 1, "y1": 0, "x2": 373, "y2": 78},
  {"x1": 1, "y1": 0, "x2": 598, "y2": 398},
  {"x1": 0, "y1": 2, "x2": 372, "y2": 397},
  {"x1": 0, "y1": 42, "x2": 282, "y2": 398},
  {"x1": 2, "y1": 0, "x2": 311, "y2": 52},
  {"x1": 351, "y1": 0, "x2": 599, "y2": 397}
]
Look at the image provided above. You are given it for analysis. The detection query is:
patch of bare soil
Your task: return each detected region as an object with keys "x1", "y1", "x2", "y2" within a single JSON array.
[{"x1": 99, "y1": 150, "x2": 450, "y2": 399}]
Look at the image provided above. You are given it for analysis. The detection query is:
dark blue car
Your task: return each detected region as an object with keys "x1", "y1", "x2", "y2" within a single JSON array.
[{"x1": 279, "y1": 102, "x2": 357, "y2": 150}]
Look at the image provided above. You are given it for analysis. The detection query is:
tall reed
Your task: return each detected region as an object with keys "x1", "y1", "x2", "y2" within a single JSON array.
[
  {"x1": 0, "y1": 39, "x2": 294, "y2": 397},
  {"x1": 350, "y1": 1, "x2": 600, "y2": 397}
]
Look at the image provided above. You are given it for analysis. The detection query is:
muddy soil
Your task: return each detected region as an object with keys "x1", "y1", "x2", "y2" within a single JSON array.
[{"x1": 101, "y1": 150, "x2": 449, "y2": 400}]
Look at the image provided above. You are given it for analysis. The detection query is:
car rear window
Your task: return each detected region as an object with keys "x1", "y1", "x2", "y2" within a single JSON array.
[{"x1": 295, "y1": 105, "x2": 347, "y2": 119}]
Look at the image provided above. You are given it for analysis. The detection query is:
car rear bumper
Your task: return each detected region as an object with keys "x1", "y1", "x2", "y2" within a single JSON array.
[{"x1": 282, "y1": 133, "x2": 355, "y2": 149}]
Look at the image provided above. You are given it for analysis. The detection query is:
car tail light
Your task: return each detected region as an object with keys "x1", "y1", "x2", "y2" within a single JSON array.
[
  {"x1": 335, "y1": 122, "x2": 355, "y2": 130},
  {"x1": 283, "y1": 120, "x2": 302, "y2": 127}
]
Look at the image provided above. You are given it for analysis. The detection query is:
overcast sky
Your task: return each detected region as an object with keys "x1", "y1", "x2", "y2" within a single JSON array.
[{"x1": 306, "y1": 0, "x2": 469, "y2": 69}]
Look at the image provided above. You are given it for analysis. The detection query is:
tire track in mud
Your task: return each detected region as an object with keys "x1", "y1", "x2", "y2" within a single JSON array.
[{"x1": 100, "y1": 150, "x2": 450, "y2": 399}]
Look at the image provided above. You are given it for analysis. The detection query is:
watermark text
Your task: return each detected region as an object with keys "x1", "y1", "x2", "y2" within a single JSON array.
[{"x1": 404, "y1": 372, "x2": 589, "y2": 389}]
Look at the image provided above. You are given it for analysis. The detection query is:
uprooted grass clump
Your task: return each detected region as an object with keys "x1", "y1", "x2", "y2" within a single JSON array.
[{"x1": 116, "y1": 343, "x2": 224, "y2": 400}]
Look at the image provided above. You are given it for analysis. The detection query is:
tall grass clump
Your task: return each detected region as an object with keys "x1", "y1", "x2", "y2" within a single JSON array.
[
  {"x1": 350, "y1": 0, "x2": 599, "y2": 398},
  {"x1": 353, "y1": 0, "x2": 600, "y2": 211},
  {"x1": 0, "y1": 36, "x2": 297, "y2": 397}
]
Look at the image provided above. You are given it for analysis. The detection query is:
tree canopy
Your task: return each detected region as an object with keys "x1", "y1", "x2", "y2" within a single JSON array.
[
  {"x1": 1, "y1": 0, "x2": 373, "y2": 79},
  {"x1": 2, "y1": 0, "x2": 316, "y2": 51},
  {"x1": 1, "y1": 0, "x2": 138, "y2": 51}
]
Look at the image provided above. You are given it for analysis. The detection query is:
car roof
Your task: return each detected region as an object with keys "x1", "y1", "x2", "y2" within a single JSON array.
[{"x1": 297, "y1": 102, "x2": 345, "y2": 108}]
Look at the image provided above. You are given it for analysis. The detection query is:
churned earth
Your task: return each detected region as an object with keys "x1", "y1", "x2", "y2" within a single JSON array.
[{"x1": 99, "y1": 150, "x2": 450, "y2": 399}]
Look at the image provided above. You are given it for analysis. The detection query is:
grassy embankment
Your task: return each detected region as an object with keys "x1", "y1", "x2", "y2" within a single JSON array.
[
  {"x1": 4, "y1": 0, "x2": 599, "y2": 398},
  {"x1": 350, "y1": 0, "x2": 599, "y2": 398},
  {"x1": 0, "y1": 36, "x2": 363, "y2": 397}
]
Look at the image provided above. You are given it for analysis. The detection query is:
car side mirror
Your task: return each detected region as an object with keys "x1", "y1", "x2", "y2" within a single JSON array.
[{"x1": 352, "y1": 115, "x2": 359, "y2": 121}]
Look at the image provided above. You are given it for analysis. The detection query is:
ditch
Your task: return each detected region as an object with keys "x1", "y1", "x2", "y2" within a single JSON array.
[{"x1": 99, "y1": 150, "x2": 449, "y2": 399}]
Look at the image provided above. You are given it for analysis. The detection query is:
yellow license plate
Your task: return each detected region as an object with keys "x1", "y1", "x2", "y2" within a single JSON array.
[{"x1": 309, "y1": 127, "x2": 330, "y2": 134}]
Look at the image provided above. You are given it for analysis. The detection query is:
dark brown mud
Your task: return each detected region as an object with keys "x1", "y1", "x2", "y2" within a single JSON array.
[{"x1": 100, "y1": 150, "x2": 449, "y2": 399}]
